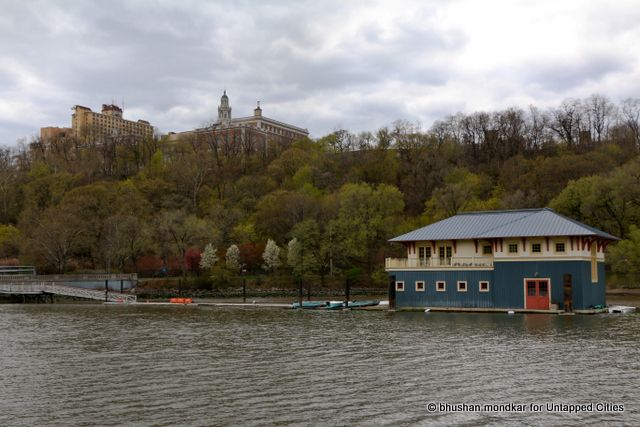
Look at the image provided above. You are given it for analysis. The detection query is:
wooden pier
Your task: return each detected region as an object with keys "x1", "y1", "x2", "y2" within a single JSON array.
[{"x1": 0, "y1": 274, "x2": 138, "y2": 303}]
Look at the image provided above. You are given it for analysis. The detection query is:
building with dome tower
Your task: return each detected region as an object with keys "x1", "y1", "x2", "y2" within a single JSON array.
[{"x1": 166, "y1": 91, "x2": 309, "y2": 152}]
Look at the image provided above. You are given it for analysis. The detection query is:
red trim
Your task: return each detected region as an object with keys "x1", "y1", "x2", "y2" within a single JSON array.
[
  {"x1": 474, "y1": 239, "x2": 478, "y2": 253},
  {"x1": 584, "y1": 237, "x2": 595, "y2": 251},
  {"x1": 545, "y1": 237, "x2": 549, "y2": 251},
  {"x1": 499, "y1": 239, "x2": 503, "y2": 252},
  {"x1": 570, "y1": 236, "x2": 574, "y2": 251},
  {"x1": 597, "y1": 239, "x2": 611, "y2": 252}
]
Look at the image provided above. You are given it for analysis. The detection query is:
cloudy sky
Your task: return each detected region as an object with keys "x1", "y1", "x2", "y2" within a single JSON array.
[{"x1": 1, "y1": 0, "x2": 639, "y2": 144}]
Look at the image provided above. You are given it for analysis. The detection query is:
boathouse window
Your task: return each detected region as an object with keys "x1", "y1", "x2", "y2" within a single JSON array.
[
  {"x1": 508, "y1": 244, "x2": 518, "y2": 254},
  {"x1": 457, "y1": 281, "x2": 467, "y2": 292},
  {"x1": 415, "y1": 281, "x2": 425, "y2": 292},
  {"x1": 439, "y1": 246, "x2": 452, "y2": 265},
  {"x1": 483, "y1": 245, "x2": 492, "y2": 255},
  {"x1": 395, "y1": 281, "x2": 405, "y2": 292},
  {"x1": 531, "y1": 243, "x2": 542, "y2": 253},
  {"x1": 436, "y1": 281, "x2": 446, "y2": 292},
  {"x1": 555, "y1": 243, "x2": 565, "y2": 253},
  {"x1": 479, "y1": 281, "x2": 490, "y2": 292},
  {"x1": 418, "y1": 247, "x2": 431, "y2": 265}
]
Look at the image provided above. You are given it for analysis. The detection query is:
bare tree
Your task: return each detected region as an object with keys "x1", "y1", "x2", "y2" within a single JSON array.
[
  {"x1": 621, "y1": 98, "x2": 640, "y2": 149},
  {"x1": 549, "y1": 98, "x2": 584, "y2": 148},
  {"x1": 525, "y1": 105, "x2": 549, "y2": 151},
  {"x1": 583, "y1": 94, "x2": 616, "y2": 144}
]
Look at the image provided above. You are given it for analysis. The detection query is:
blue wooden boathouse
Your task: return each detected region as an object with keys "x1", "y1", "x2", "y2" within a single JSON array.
[{"x1": 385, "y1": 208, "x2": 618, "y2": 312}]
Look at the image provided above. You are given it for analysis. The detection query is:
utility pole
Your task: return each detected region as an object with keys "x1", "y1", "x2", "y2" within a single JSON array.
[
  {"x1": 242, "y1": 267, "x2": 247, "y2": 303},
  {"x1": 329, "y1": 224, "x2": 333, "y2": 277}
]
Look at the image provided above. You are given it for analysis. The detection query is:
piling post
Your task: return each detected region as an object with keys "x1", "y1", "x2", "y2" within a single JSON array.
[
  {"x1": 345, "y1": 278, "x2": 350, "y2": 309},
  {"x1": 105, "y1": 279, "x2": 109, "y2": 302},
  {"x1": 388, "y1": 275, "x2": 396, "y2": 309},
  {"x1": 242, "y1": 268, "x2": 247, "y2": 303},
  {"x1": 298, "y1": 277, "x2": 303, "y2": 308},
  {"x1": 120, "y1": 279, "x2": 124, "y2": 294}
]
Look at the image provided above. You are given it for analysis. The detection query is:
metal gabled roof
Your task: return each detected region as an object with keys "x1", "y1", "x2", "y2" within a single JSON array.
[{"x1": 389, "y1": 208, "x2": 618, "y2": 242}]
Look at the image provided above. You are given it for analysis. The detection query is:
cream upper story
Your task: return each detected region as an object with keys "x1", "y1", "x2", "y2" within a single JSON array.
[{"x1": 386, "y1": 209, "x2": 616, "y2": 270}]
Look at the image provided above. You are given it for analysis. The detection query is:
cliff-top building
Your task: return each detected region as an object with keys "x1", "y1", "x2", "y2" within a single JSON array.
[
  {"x1": 167, "y1": 91, "x2": 309, "y2": 147},
  {"x1": 40, "y1": 104, "x2": 153, "y2": 141}
]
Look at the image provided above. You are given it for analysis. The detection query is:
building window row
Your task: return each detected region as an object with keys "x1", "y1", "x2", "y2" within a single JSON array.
[
  {"x1": 504, "y1": 241, "x2": 568, "y2": 254},
  {"x1": 395, "y1": 280, "x2": 490, "y2": 293},
  {"x1": 414, "y1": 243, "x2": 566, "y2": 258}
]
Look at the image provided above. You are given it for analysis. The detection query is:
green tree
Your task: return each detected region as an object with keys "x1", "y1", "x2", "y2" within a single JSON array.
[
  {"x1": 550, "y1": 158, "x2": 640, "y2": 239},
  {"x1": 155, "y1": 210, "x2": 215, "y2": 278},
  {"x1": 331, "y1": 183, "x2": 404, "y2": 281},
  {"x1": 291, "y1": 219, "x2": 332, "y2": 284},
  {"x1": 286, "y1": 238, "x2": 303, "y2": 276},
  {"x1": 423, "y1": 168, "x2": 486, "y2": 223},
  {"x1": 608, "y1": 226, "x2": 640, "y2": 286},
  {"x1": 253, "y1": 190, "x2": 319, "y2": 244},
  {"x1": 20, "y1": 205, "x2": 84, "y2": 273},
  {"x1": 0, "y1": 224, "x2": 20, "y2": 258}
]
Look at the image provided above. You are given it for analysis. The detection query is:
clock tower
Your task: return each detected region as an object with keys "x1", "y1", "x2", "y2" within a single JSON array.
[{"x1": 217, "y1": 90, "x2": 232, "y2": 125}]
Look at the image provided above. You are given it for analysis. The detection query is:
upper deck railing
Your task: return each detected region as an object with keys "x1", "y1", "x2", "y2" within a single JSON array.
[
  {"x1": 0, "y1": 266, "x2": 37, "y2": 275},
  {"x1": 385, "y1": 257, "x2": 494, "y2": 270}
]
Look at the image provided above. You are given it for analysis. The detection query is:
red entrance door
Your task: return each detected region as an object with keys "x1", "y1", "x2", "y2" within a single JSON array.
[{"x1": 525, "y1": 279, "x2": 550, "y2": 310}]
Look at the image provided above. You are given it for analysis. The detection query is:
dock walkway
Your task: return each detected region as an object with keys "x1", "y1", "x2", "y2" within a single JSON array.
[{"x1": 0, "y1": 282, "x2": 136, "y2": 303}]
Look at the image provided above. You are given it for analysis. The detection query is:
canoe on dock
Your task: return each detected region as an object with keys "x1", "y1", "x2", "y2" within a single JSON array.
[
  {"x1": 347, "y1": 300, "x2": 380, "y2": 308},
  {"x1": 325, "y1": 301, "x2": 345, "y2": 310},
  {"x1": 291, "y1": 300, "x2": 382, "y2": 310},
  {"x1": 292, "y1": 301, "x2": 327, "y2": 309}
]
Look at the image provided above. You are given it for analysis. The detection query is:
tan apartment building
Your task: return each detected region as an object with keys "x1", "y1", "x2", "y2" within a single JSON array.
[
  {"x1": 41, "y1": 104, "x2": 154, "y2": 141},
  {"x1": 72, "y1": 104, "x2": 153, "y2": 140}
]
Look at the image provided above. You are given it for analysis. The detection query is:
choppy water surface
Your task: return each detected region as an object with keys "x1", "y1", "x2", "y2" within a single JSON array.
[{"x1": 1, "y1": 303, "x2": 639, "y2": 426}]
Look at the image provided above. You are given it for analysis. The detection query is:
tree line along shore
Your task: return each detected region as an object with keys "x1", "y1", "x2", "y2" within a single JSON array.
[{"x1": 1, "y1": 95, "x2": 639, "y2": 291}]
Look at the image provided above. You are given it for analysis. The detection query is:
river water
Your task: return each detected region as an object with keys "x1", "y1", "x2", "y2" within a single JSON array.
[{"x1": 1, "y1": 301, "x2": 638, "y2": 426}]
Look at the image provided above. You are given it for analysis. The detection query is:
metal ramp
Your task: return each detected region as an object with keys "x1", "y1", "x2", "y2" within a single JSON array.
[{"x1": 0, "y1": 282, "x2": 136, "y2": 303}]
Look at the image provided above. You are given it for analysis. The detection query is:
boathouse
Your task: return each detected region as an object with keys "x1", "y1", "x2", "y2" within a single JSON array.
[{"x1": 385, "y1": 208, "x2": 618, "y2": 312}]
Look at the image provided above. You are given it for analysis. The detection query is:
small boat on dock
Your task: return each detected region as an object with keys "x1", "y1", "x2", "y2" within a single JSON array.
[
  {"x1": 291, "y1": 300, "x2": 383, "y2": 310},
  {"x1": 169, "y1": 298, "x2": 193, "y2": 304},
  {"x1": 347, "y1": 300, "x2": 380, "y2": 308},
  {"x1": 292, "y1": 301, "x2": 327, "y2": 309},
  {"x1": 608, "y1": 305, "x2": 636, "y2": 314},
  {"x1": 325, "y1": 301, "x2": 345, "y2": 310}
]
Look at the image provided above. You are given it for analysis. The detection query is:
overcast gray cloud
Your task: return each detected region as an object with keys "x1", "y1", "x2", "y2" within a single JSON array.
[{"x1": 1, "y1": 0, "x2": 639, "y2": 144}]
